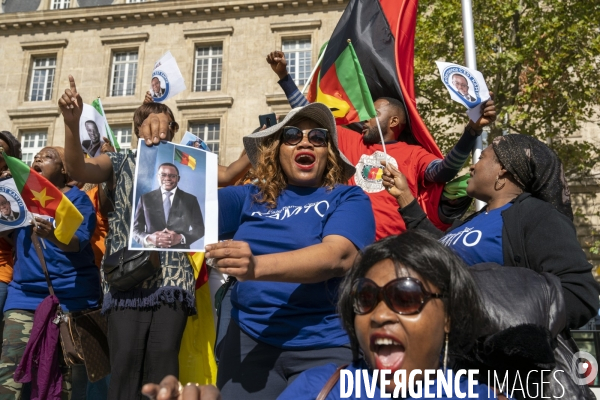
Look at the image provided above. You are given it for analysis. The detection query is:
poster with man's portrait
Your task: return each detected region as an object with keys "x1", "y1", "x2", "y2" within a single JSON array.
[
  {"x1": 436, "y1": 61, "x2": 490, "y2": 122},
  {"x1": 79, "y1": 104, "x2": 109, "y2": 157},
  {"x1": 0, "y1": 178, "x2": 33, "y2": 232},
  {"x1": 129, "y1": 142, "x2": 218, "y2": 252},
  {"x1": 150, "y1": 51, "x2": 186, "y2": 103}
]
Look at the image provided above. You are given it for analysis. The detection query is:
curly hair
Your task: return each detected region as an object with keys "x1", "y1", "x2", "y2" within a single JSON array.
[{"x1": 252, "y1": 118, "x2": 347, "y2": 208}]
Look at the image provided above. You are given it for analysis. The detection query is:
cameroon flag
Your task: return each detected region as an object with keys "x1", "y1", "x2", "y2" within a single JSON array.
[
  {"x1": 179, "y1": 252, "x2": 217, "y2": 385},
  {"x1": 4, "y1": 154, "x2": 83, "y2": 244},
  {"x1": 306, "y1": 41, "x2": 376, "y2": 125},
  {"x1": 175, "y1": 149, "x2": 196, "y2": 170}
]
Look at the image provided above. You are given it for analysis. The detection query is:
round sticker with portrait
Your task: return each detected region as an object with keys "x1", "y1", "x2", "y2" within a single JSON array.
[
  {"x1": 442, "y1": 66, "x2": 481, "y2": 107},
  {"x1": 0, "y1": 186, "x2": 26, "y2": 227},
  {"x1": 151, "y1": 71, "x2": 170, "y2": 103}
]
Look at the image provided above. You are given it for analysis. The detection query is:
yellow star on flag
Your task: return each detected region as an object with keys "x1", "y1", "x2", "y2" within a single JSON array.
[{"x1": 31, "y1": 188, "x2": 55, "y2": 208}]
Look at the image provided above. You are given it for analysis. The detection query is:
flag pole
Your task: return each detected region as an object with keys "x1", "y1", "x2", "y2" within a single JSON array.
[
  {"x1": 301, "y1": 45, "x2": 328, "y2": 96},
  {"x1": 461, "y1": 0, "x2": 484, "y2": 211}
]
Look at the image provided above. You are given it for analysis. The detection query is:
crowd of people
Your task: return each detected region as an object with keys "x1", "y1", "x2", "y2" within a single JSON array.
[{"x1": 0, "y1": 46, "x2": 595, "y2": 400}]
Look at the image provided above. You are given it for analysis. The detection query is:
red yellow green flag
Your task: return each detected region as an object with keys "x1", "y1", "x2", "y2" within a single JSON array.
[
  {"x1": 179, "y1": 252, "x2": 217, "y2": 385},
  {"x1": 307, "y1": 40, "x2": 376, "y2": 125},
  {"x1": 4, "y1": 153, "x2": 83, "y2": 244},
  {"x1": 174, "y1": 149, "x2": 196, "y2": 170}
]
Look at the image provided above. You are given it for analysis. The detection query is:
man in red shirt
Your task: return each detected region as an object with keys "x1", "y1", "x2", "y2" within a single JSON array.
[{"x1": 267, "y1": 51, "x2": 496, "y2": 239}]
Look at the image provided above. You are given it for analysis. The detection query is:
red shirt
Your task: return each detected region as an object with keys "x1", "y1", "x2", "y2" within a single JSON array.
[{"x1": 338, "y1": 127, "x2": 438, "y2": 240}]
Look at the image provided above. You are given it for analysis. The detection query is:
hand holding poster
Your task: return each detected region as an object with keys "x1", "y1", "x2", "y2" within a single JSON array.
[
  {"x1": 0, "y1": 178, "x2": 32, "y2": 232},
  {"x1": 79, "y1": 103, "x2": 110, "y2": 157},
  {"x1": 129, "y1": 142, "x2": 218, "y2": 252},
  {"x1": 436, "y1": 61, "x2": 491, "y2": 123},
  {"x1": 150, "y1": 51, "x2": 186, "y2": 103}
]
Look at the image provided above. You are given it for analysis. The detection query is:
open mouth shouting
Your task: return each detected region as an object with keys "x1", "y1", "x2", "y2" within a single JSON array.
[
  {"x1": 294, "y1": 151, "x2": 316, "y2": 171},
  {"x1": 370, "y1": 334, "x2": 406, "y2": 372}
]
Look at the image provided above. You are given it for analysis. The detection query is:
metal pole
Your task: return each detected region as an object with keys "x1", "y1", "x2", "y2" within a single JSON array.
[{"x1": 461, "y1": 0, "x2": 485, "y2": 211}]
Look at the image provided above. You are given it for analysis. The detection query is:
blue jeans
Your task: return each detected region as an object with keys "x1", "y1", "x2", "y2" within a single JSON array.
[{"x1": 0, "y1": 281, "x2": 8, "y2": 322}]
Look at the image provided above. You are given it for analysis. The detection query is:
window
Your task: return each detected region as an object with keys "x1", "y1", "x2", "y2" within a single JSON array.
[
  {"x1": 110, "y1": 51, "x2": 138, "y2": 97},
  {"x1": 283, "y1": 39, "x2": 311, "y2": 85},
  {"x1": 112, "y1": 125, "x2": 133, "y2": 152},
  {"x1": 189, "y1": 122, "x2": 220, "y2": 156},
  {"x1": 21, "y1": 132, "x2": 48, "y2": 166},
  {"x1": 28, "y1": 57, "x2": 56, "y2": 102},
  {"x1": 194, "y1": 45, "x2": 222, "y2": 92},
  {"x1": 50, "y1": 0, "x2": 70, "y2": 9}
]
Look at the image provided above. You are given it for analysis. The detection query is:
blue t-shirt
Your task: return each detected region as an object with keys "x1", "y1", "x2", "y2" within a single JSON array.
[
  {"x1": 218, "y1": 184, "x2": 375, "y2": 349},
  {"x1": 439, "y1": 203, "x2": 512, "y2": 266},
  {"x1": 5, "y1": 186, "x2": 100, "y2": 313},
  {"x1": 278, "y1": 360, "x2": 502, "y2": 400}
]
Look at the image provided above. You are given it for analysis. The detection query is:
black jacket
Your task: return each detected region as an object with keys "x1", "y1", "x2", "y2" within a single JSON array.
[{"x1": 400, "y1": 192, "x2": 599, "y2": 329}]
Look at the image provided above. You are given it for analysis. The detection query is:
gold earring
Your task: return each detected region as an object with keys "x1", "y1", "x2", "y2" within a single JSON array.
[
  {"x1": 443, "y1": 332, "x2": 449, "y2": 373},
  {"x1": 495, "y1": 176, "x2": 506, "y2": 190}
]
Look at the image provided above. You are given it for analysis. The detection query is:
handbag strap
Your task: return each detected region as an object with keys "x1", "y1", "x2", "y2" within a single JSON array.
[
  {"x1": 31, "y1": 231, "x2": 55, "y2": 297},
  {"x1": 316, "y1": 364, "x2": 348, "y2": 400}
]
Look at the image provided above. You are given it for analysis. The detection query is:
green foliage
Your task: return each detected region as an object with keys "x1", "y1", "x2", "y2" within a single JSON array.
[{"x1": 414, "y1": 0, "x2": 600, "y2": 180}]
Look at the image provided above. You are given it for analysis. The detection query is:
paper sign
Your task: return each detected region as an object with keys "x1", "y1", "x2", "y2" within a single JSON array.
[
  {"x1": 79, "y1": 104, "x2": 109, "y2": 157},
  {"x1": 150, "y1": 51, "x2": 186, "y2": 103},
  {"x1": 180, "y1": 131, "x2": 210, "y2": 152},
  {"x1": 0, "y1": 178, "x2": 33, "y2": 232},
  {"x1": 129, "y1": 142, "x2": 218, "y2": 252},
  {"x1": 436, "y1": 61, "x2": 490, "y2": 122}
]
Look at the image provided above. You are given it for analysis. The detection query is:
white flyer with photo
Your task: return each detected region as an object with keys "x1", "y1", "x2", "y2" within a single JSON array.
[
  {"x1": 79, "y1": 104, "x2": 109, "y2": 158},
  {"x1": 436, "y1": 61, "x2": 490, "y2": 122},
  {"x1": 150, "y1": 51, "x2": 186, "y2": 103},
  {"x1": 0, "y1": 178, "x2": 33, "y2": 232}
]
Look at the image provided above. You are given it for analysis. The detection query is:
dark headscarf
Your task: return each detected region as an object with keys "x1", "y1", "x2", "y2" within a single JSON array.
[
  {"x1": 0, "y1": 131, "x2": 22, "y2": 159},
  {"x1": 491, "y1": 134, "x2": 572, "y2": 220}
]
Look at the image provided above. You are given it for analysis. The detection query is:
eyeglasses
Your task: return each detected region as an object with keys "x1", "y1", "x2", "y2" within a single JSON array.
[
  {"x1": 352, "y1": 277, "x2": 445, "y2": 315},
  {"x1": 168, "y1": 121, "x2": 179, "y2": 134},
  {"x1": 159, "y1": 173, "x2": 178, "y2": 179},
  {"x1": 281, "y1": 126, "x2": 328, "y2": 147}
]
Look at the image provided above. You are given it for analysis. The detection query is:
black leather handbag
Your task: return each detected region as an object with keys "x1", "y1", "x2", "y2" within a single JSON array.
[{"x1": 103, "y1": 249, "x2": 160, "y2": 292}]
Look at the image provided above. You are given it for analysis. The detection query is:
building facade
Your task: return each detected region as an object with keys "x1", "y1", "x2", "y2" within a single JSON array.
[{"x1": 0, "y1": 0, "x2": 346, "y2": 164}]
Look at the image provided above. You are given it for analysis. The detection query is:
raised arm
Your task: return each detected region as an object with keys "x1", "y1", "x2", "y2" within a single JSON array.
[
  {"x1": 266, "y1": 51, "x2": 310, "y2": 108},
  {"x1": 424, "y1": 96, "x2": 497, "y2": 183},
  {"x1": 59, "y1": 76, "x2": 113, "y2": 184},
  {"x1": 218, "y1": 152, "x2": 251, "y2": 187}
]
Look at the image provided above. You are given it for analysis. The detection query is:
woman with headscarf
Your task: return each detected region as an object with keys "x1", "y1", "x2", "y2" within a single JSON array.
[{"x1": 382, "y1": 134, "x2": 599, "y2": 330}]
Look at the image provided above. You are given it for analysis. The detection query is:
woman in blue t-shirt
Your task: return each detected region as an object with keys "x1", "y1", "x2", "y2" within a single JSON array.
[
  {"x1": 0, "y1": 146, "x2": 100, "y2": 398},
  {"x1": 279, "y1": 231, "x2": 504, "y2": 400},
  {"x1": 204, "y1": 103, "x2": 376, "y2": 399},
  {"x1": 382, "y1": 135, "x2": 598, "y2": 330}
]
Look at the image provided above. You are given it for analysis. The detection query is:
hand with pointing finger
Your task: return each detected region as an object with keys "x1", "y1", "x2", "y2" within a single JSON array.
[{"x1": 58, "y1": 75, "x2": 84, "y2": 129}]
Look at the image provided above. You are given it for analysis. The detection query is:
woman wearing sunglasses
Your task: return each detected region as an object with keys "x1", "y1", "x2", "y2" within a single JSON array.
[
  {"x1": 278, "y1": 231, "x2": 502, "y2": 399},
  {"x1": 205, "y1": 103, "x2": 375, "y2": 399}
]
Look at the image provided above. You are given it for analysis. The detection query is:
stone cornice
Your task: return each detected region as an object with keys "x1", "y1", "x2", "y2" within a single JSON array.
[
  {"x1": 20, "y1": 39, "x2": 69, "y2": 50},
  {"x1": 270, "y1": 19, "x2": 321, "y2": 31},
  {"x1": 100, "y1": 32, "x2": 149, "y2": 44},
  {"x1": 176, "y1": 96, "x2": 234, "y2": 109},
  {"x1": 0, "y1": 0, "x2": 346, "y2": 34},
  {"x1": 7, "y1": 106, "x2": 61, "y2": 119},
  {"x1": 100, "y1": 102, "x2": 142, "y2": 114},
  {"x1": 183, "y1": 26, "x2": 234, "y2": 39}
]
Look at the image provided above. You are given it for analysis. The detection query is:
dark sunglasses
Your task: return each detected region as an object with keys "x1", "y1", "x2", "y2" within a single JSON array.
[
  {"x1": 281, "y1": 126, "x2": 328, "y2": 147},
  {"x1": 352, "y1": 277, "x2": 446, "y2": 315}
]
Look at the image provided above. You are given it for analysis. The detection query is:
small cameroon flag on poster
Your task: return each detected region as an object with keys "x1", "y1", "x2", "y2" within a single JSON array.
[{"x1": 174, "y1": 149, "x2": 196, "y2": 170}]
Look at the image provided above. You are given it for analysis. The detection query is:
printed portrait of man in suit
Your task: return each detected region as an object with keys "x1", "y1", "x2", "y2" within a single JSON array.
[
  {"x1": 451, "y1": 74, "x2": 476, "y2": 102},
  {"x1": 82, "y1": 120, "x2": 102, "y2": 157},
  {"x1": 0, "y1": 194, "x2": 18, "y2": 222},
  {"x1": 132, "y1": 162, "x2": 204, "y2": 249}
]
